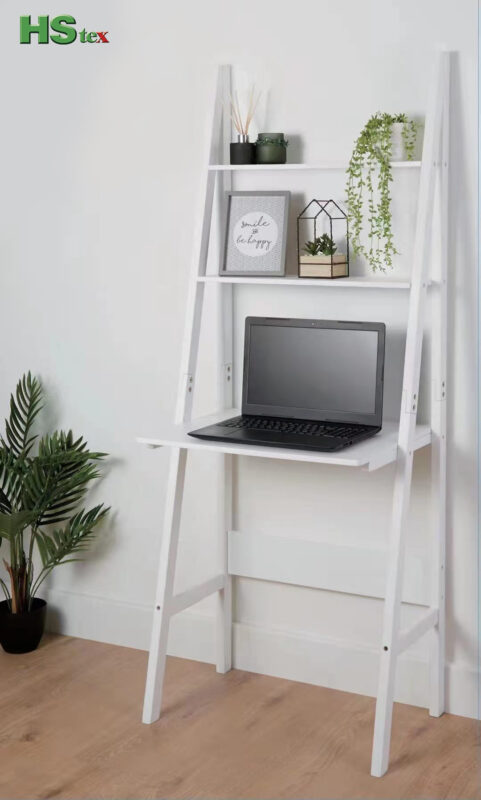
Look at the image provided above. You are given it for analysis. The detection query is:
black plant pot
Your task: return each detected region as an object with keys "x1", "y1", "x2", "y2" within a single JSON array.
[
  {"x1": 230, "y1": 141, "x2": 256, "y2": 165},
  {"x1": 0, "y1": 598, "x2": 47, "y2": 654}
]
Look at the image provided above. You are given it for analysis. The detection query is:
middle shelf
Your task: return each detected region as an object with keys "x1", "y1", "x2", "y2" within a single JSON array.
[{"x1": 197, "y1": 275, "x2": 412, "y2": 289}]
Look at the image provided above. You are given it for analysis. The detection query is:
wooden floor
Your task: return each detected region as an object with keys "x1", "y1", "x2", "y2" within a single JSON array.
[{"x1": 0, "y1": 635, "x2": 479, "y2": 800}]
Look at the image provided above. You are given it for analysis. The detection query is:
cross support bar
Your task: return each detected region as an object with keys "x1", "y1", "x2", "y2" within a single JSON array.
[
  {"x1": 170, "y1": 575, "x2": 226, "y2": 616},
  {"x1": 397, "y1": 608, "x2": 439, "y2": 655}
]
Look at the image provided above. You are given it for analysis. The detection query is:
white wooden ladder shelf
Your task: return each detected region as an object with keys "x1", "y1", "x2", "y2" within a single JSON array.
[{"x1": 137, "y1": 51, "x2": 450, "y2": 777}]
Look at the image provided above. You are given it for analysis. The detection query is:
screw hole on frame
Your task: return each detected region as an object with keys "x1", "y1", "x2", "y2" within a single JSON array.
[{"x1": 383, "y1": 646, "x2": 389, "y2": 651}]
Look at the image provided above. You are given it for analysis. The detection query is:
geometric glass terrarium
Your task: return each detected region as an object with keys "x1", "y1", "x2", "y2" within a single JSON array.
[{"x1": 297, "y1": 199, "x2": 349, "y2": 278}]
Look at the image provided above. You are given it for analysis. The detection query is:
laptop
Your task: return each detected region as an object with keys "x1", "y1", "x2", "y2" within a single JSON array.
[{"x1": 189, "y1": 317, "x2": 385, "y2": 452}]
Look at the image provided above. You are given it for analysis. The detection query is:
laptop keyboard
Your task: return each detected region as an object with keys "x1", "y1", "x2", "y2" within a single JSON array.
[{"x1": 223, "y1": 417, "x2": 372, "y2": 438}]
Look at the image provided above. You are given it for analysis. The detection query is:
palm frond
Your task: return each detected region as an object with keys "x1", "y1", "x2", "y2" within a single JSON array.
[
  {"x1": 21, "y1": 431, "x2": 107, "y2": 526},
  {"x1": 0, "y1": 449, "x2": 29, "y2": 511},
  {"x1": 0, "y1": 510, "x2": 36, "y2": 540},
  {"x1": 35, "y1": 505, "x2": 109, "y2": 570},
  {"x1": 4, "y1": 373, "x2": 43, "y2": 458}
]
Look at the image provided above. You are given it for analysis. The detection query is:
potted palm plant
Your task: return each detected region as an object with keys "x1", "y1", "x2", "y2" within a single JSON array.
[{"x1": 0, "y1": 373, "x2": 109, "y2": 653}]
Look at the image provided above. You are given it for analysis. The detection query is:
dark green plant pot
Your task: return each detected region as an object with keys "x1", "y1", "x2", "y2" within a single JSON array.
[
  {"x1": 256, "y1": 132, "x2": 287, "y2": 164},
  {"x1": 0, "y1": 598, "x2": 47, "y2": 653}
]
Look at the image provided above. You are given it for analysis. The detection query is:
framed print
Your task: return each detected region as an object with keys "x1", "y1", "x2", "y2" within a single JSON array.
[{"x1": 220, "y1": 191, "x2": 290, "y2": 277}]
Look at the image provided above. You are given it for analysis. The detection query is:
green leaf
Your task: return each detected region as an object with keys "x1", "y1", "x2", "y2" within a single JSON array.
[
  {"x1": 20, "y1": 431, "x2": 107, "y2": 527},
  {"x1": 345, "y1": 112, "x2": 415, "y2": 272},
  {"x1": 34, "y1": 505, "x2": 110, "y2": 569},
  {"x1": 4, "y1": 373, "x2": 43, "y2": 458},
  {"x1": 0, "y1": 510, "x2": 35, "y2": 540}
]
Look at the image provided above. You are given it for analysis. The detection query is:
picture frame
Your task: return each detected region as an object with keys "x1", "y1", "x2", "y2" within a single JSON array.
[{"x1": 220, "y1": 191, "x2": 290, "y2": 277}]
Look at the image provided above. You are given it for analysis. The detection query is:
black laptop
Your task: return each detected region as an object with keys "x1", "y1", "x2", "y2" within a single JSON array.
[{"x1": 189, "y1": 317, "x2": 385, "y2": 452}]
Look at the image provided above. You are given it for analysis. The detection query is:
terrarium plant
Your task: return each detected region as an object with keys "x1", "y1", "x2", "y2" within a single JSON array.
[
  {"x1": 303, "y1": 238, "x2": 321, "y2": 256},
  {"x1": 302, "y1": 234, "x2": 337, "y2": 256},
  {"x1": 0, "y1": 373, "x2": 109, "y2": 649},
  {"x1": 346, "y1": 112, "x2": 417, "y2": 272}
]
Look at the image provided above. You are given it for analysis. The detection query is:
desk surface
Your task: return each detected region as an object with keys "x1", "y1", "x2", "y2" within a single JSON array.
[{"x1": 138, "y1": 410, "x2": 431, "y2": 472}]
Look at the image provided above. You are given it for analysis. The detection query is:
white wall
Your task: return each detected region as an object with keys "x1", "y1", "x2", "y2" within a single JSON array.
[{"x1": 0, "y1": 0, "x2": 477, "y2": 717}]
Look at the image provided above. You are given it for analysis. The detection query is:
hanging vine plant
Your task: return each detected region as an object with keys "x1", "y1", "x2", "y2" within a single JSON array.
[{"x1": 346, "y1": 113, "x2": 417, "y2": 272}]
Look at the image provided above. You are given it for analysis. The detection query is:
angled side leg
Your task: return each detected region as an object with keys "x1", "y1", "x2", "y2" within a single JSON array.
[
  {"x1": 371, "y1": 448, "x2": 414, "y2": 777},
  {"x1": 142, "y1": 447, "x2": 187, "y2": 723},
  {"x1": 215, "y1": 65, "x2": 234, "y2": 675},
  {"x1": 216, "y1": 453, "x2": 233, "y2": 673},
  {"x1": 429, "y1": 65, "x2": 449, "y2": 718},
  {"x1": 371, "y1": 49, "x2": 449, "y2": 778},
  {"x1": 429, "y1": 368, "x2": 446, "y2": 719}
]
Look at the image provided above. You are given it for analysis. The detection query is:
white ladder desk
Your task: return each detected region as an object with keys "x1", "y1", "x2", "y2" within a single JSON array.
[{"x1": 138, "y1": 51, "x2": 450, "y2": 777}]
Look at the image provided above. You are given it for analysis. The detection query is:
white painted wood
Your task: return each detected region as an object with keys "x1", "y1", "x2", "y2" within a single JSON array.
[
  {"x1": 208, "y1": 162, "x2": 422, "y2": 171},
  {"x1": 371, "y1": 50, "x2": 449, "y2": 778},
  {"x1": 198, "y1": 275, "x2": 413, "y2": 289},
  {"x1": 175, "y1": 65, "x2": 228, "y2": 424},
  {"x1": 228, "y1": 531, "x2": 430, "y2": 605},
  {"x1": 216, "y1": 453, "x2": 233, "y2": 672},
  {"x1": 143, "y1": 66, "x2": 228, "y2": 724},
  {"x1": 214, "y1": 66, "x2": 234, "y2": 675},
  {"x1": 140, "y1": 54, "x2": 449, "y2": 776},
  {"x1": 137, "y1": 412, "x2": 431, "y2": 472},
  {"x1": 142, "y1": 447, "x2": 187, "y2": 723},
  {"x1": 170, "y1": 574, "x2": 225, "y2": 616},
  {"x1": 397, "y1": 609, "x2": 439, "y2": 654},
  {"x1": 429, "y1": 51, "x2": 449, "y2": 719}
]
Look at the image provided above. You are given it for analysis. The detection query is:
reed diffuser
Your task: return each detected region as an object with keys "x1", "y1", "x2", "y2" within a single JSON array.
[{"x1": 229, "y1": 87, "x2": 260, "y2": 165}]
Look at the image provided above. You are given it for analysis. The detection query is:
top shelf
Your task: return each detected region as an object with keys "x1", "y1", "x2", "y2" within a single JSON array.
[{"x1": 208, "y1": 162, "x2": 422, "y2": 172}]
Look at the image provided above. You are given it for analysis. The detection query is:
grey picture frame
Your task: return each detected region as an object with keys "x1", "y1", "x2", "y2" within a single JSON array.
[{"x1": 220, "y1": 191, "x2": 290, "y2": 277}]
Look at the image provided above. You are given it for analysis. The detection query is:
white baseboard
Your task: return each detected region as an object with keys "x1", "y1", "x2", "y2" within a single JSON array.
[{"x1": 44, "y1": 588, "x2": 478, "y2": 720}]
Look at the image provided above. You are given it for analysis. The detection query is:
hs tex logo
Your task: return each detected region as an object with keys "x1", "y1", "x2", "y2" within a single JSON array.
[{"x1": 20, "y1": 15, "x2": 109, "y2": 44}]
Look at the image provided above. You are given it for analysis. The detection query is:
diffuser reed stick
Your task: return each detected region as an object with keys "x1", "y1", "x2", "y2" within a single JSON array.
[{"x1": 229, "y1": 85, "x2": 260, "y2": 137}]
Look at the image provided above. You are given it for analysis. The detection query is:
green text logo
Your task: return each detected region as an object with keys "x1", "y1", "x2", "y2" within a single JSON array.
[{"x1": 20, "y1": 15, "x2": 109, "y2": 44}]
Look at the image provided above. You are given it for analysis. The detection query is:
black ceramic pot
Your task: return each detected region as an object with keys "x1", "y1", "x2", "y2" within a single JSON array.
[
  {"x1": 0, "y1": 598, "x2": 47, "y2": 654},
  {"x1": 230, "y1": 136, "x2": 256, "y2": 165}
]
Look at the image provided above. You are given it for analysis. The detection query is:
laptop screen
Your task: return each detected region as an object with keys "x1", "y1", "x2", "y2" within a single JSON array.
[{"x1": 242, "y1": 318, "x2": 385, "y2": 425}]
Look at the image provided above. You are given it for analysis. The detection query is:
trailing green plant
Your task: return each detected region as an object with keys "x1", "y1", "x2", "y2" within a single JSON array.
[
  {"x1": 302, "y1": 234, "x2": 337, "y2": 256},
  {"x1": 0, "y1": 373, "x2": 110, "y2": 613},
  {"x1": 346, "y1": 113, "x2": 417, "y2": 272}
]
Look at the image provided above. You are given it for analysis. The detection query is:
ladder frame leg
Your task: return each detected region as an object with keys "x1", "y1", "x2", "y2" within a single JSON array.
[
  {"x1": 429, "y1": 55, "x2": 449, "y2": 719},
  {"x1": 143, "y1": 65, "x2": 232, "y2": 716},
  {"x1": 216, "y1": 453, "x2": 233, "y2": 672},
  {"x1": 371, "y1": 50, "x2": 450, "y2": 777},
  {"x1": 142, "y1": 447, "x2": 187, "y2": 723},
  {"x1": 371, "y1": 447, "x2": 416, "y2": 776},
  {"x1": 215, "y1": 64, "x2": 234, "y2": 674}
]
